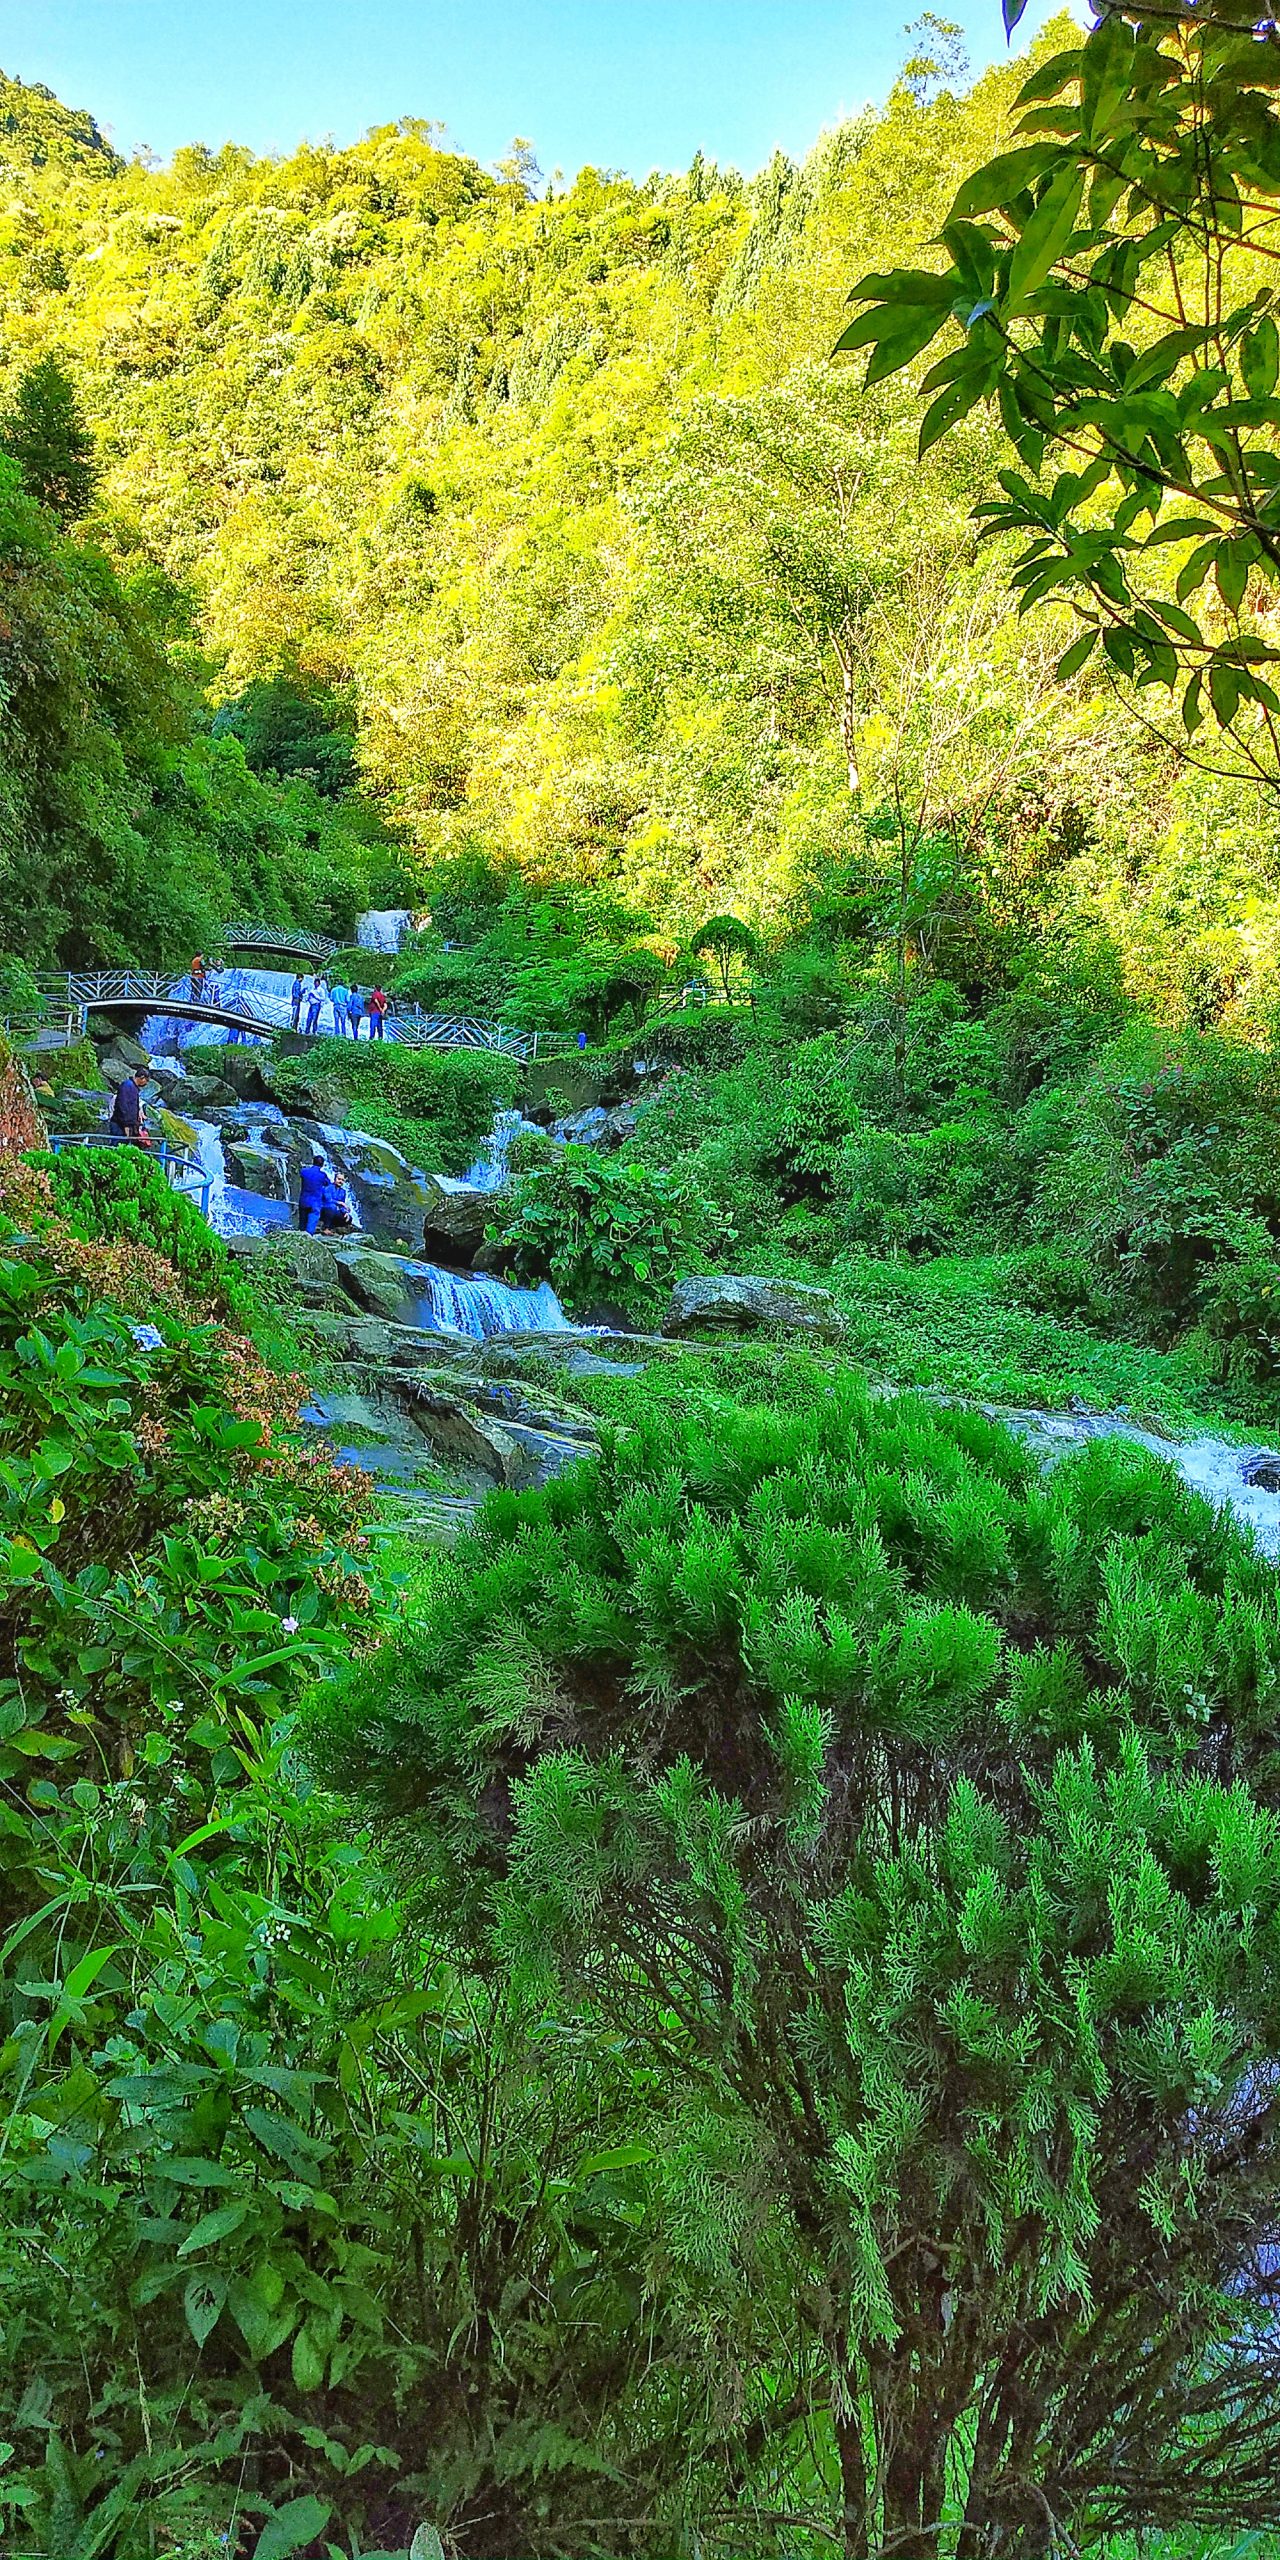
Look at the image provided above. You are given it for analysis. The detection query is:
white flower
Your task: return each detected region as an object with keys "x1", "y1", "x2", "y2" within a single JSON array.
[{"x1": 280, "y1": 1614, "x2": 300, "y2": 1634}]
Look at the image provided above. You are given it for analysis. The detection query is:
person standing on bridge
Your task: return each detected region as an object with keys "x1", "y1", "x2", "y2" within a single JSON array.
[
  {"x1": 329, "y1": 978, "x2": 349, "y2": 1036},
  {"x1": 347, "y1": 984, "x2": 364, "y2": 1040},
  {"x1": 290, "y1": 972, "x2": 304, "y2": 1031},
  {"x1": 109, "y1": 1067, "x2": 150, "y2": 1145},
  {"x1": 368, "y1": 983, "x2": 388, "y2": 1041},
  {"x1": 190, "y1": 955, "x2": 207, "y2": 1001}
]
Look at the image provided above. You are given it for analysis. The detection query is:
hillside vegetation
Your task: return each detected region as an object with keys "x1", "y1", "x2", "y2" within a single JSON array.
[{"x1": 10, "y1": 10, "x2": 1280, "y2": 2558}]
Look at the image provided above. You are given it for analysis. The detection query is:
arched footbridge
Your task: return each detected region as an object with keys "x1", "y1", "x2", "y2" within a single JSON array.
[{"x1": 29, "y1": 973, "x2": 537, "y2": 1060}]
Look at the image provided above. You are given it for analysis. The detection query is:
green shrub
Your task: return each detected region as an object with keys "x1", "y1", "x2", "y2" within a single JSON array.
[
  {"x1": 315, "y1": 1376, "x2": 1280, "y2": 2555},
  {"x1": 27, "y1": 1034, "x2": 105, "y2": 1098},
  {"x1": 268, "y1": 1037, "x2": 519, "y2": 1175},
  {"x1": 28, "y1": 1144, "x2": 247, "y2": 1320},
  {"x1": 490, "y1": 1143, "x2": 726, "y2": 1313}
]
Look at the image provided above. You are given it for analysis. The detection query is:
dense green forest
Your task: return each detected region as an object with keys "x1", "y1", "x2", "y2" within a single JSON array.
[{"x1": 10, "y1": 5, "x2": 1280, "y2": 2556}]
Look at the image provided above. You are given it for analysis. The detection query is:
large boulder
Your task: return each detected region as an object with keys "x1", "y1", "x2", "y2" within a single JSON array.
[
  {"x1": 204, "y1": 1046, "x2": 275, "y2": 1103},
  {"x1": 661, "y1": 1274, "x2": 847, "y2": 1342},
  {"x1": 552, "y1": 1101, "x2": 641, "y2": 1149},
  {"x1": 223, "y1": 1140, "x2": 289, "y2": 1200},
  {"x1": 98, "y1": 1031, "x2": 151, "y2": 1073},
  {"x1": 419, "y1": 1176, "x2": 493, "y2": 1269},
  {"x1": 333, "y1": 1245, "x2": 423, "y2": 1323},
  {"x1": 400, "y1": 1370, "x2": 598, "y2": 1489},
  {"x1": 167, "y1": 1072, "x2": 235, "y2": 1112}
]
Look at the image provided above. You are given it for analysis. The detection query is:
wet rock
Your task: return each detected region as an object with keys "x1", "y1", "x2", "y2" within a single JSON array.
[
  {"x1": 223, "y1": 1140, "x2": 289, "y2": 1200},
  {"x1": 156, "y1": 1107, "x2": 200, "y2": 1152},
  {"x1": 552, "y1": 1101, "x2": 641, "y2": 1149},
  {"x1": 399, "y1": 1371, "x2": 598, "y2": 1489},
  {"x1": 99, "y1": 1031, "x2": 151, "y2": 1073},
  {"x1": 1242, "y1": 1450, "x2": 1280, "y2": 1492},
  {"x1": 167, "y1": 1073, "x2": 235, "y2": 1112},
  {"x1": 333, "y1": 1245, "x2": 420, "y2": 1323},
  {"x1": 398, "y1": 1381, "x2": 527, "y2": 1486},
  {"x1": 205, "y1": 1048, "x2": 274, "y2": 1103},
  {"x1": 419, "y1": 1177, "x2": 494, "y2": 1269},
  {"x1": 662, "y1": 1274, "x2": 847, "y2": 1342},
  {"x1": 307, "y1": 1311, "x2": 476, "y2": 1370}
]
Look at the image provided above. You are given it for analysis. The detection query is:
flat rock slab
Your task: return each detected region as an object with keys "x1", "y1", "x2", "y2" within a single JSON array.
[{"x1": 662, "y1": 1274, "x2": 847, "y2": 1341}]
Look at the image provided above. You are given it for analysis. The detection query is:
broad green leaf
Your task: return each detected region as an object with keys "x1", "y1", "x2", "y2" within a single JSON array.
[
  {"x1": 1242, "y1": 315, "x2": 1280, "y2": 401},
  {"x1": 1056, "y1": 629, "x2": 1098, "y2": 681},
  {"x1": 1006, "y1": 166, "x2": 1085, "y2": 313},
  {"x1": 253, "y1": 2496, "x2": 333, "y2": 2559},
  {"x1": 183, "y1": 2272, "x2": 227, "y2": 2348},
  {"x1": 918, "y1": 364, "x2": 991, "y2": 458},
  {"x1": 176, "y1": 2199, "x2": 250, "y2": 2256},
  {"x1": 951, "y1": 142, "x2": 1057, "y2": 221}
]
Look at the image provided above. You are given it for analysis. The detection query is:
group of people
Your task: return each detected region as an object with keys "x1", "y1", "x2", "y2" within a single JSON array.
[
  {"x1": 290, "y1": 974, "x2": 389, "y2": 1040},
  {"x1": 297, "y1": 1155, "x2": 354, "y2": 1234}
]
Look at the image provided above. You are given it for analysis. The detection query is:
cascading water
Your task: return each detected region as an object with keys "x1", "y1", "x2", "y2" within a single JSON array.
[
  {"x1": 404, "y1": 1263, "x2": 569, "y2": 1338},
  {"x1": 356, "y1": 910, "x2": 411, "y2": 952},
  {"x1": 192, "y1": 1117, "x2": 363, "y2": 1240},
  {"x1": 142, "y1": 963, "x2": 302, "y2": 1053},
  {"x1": 460, "y1": 1107, "x2": 545, "y2": 1192}
]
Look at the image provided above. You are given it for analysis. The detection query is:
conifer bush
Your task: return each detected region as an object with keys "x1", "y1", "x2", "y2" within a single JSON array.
[{"x1": 316, "y1": 1378, "x2": 1280, "y2": 2555}]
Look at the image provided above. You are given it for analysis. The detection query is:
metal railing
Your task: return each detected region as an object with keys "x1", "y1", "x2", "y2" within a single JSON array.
[
  {"x1": 46, "y1": 1131, "x2": 213, "y2": 1219},
  {"x1": 220, "y1": 921, "x2": 337, "y2": 962},
  {"x1": 3, "y1": 1003, "x2": 87, "y2": 1048},
  {"x1": 31, "y1": 973, "x2": 536, "y2": 1060}
]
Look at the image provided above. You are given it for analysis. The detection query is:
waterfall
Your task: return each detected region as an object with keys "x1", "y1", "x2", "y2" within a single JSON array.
[
  {"x1": 356, "y1": 910, "x2": 411, "y2": 952},
  {"x1": 404, "y1": 1263, "x2": 569, "y2": 1339},
  {"x1": 461, "y1": 1107, "x2": 544, "y2": 1192},
  {"x1": 142, "y1": 963, "x2": 301, "y2": 1053},
  {"x1": 192, "y1": 1118, "x2": 361, "y2": 1239}
]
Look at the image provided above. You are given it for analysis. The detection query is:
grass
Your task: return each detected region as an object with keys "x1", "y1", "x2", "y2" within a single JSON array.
[{"x1": 826, "y1": 1252, "x2": 1263, "y2": 1437}]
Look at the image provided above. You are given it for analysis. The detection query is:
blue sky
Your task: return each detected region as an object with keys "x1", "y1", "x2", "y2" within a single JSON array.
[{"x1": 4, "y1": 1, "x2": 1076, "y2": 178}]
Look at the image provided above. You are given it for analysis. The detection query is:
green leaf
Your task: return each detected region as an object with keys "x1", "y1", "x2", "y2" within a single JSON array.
[
  {"x1": 1055, "y1": 629, "x2": 1098, "y2": 681},
  {"x1": 1242, "y1": 315, "x2": 1280, "y2": 401},
  {"x1": 176, "y1": 2199, "x2": 250, "y2": 2257},
  {"x1": 1006, "y1": 166, "x2": 1085, "y2": 313},
  {"x1": 1216, "y1": 540, "x2": 1253, "y2": 615},
  {"x1": 950, "y1": 142, "x2": 1057, "y2": 220},
  {"x1": 183, "y1": 2272, "x2": 227, "y2": 2348},
  {"x1": 1182, "y1": 672, "x2": 1204, "y2": 734},
  {"x1": 291, "y1": 2323, "x2": 327, "y2": 2391},
  {"x1": 918, "y1": 364, "x2": 991, "y2": 458},
  {"x1": 253, "y1": 2496, "x2": 333, "y2": 2559}
]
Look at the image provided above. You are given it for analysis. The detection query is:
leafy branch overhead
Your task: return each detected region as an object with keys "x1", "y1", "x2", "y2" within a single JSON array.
[{"x1": 842, "y1": 1, "x2": 1280, "y2": 784}]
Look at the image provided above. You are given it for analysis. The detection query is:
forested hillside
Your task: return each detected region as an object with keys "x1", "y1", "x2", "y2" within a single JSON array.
[
  {"x1": 5, "y1": 21, "x2": 1270, "y2": 1019},
  {"x1": 12, "y1": 10, "x2": 1280, "y2": 2557}
]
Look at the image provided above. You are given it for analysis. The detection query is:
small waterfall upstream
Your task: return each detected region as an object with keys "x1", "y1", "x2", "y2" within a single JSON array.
[
  {"x1": 356, "y1": 910, "x2": 411, "y2": 952},
  {"x1": 460, "y1": 1107, "x2": 544, "y2": 1192}
]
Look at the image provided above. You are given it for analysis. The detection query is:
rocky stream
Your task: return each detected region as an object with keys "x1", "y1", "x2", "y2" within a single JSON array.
[{"x1": 51, "y1": 929, "x2": 1280, "y2": 1559}]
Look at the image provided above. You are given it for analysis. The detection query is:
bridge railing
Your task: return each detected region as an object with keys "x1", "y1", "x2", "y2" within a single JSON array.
[
  {"x1": 45, "y1": 1131, "x2": 213, "y2": 1219},
  {"x1": 31, "y1": 972, "x2": 536, "y2": 1058},
  {"x1": 221, "y1": 922, "x2": 337, "y2": 962}
]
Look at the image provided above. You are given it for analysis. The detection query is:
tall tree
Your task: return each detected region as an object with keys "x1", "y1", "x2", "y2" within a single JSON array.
[
  {"x1": 1, "y1": 355, "x2": 98, "y2": 522},
  {"x1": 844, "y1": 1, "x2": 1280, "y2": 791}
]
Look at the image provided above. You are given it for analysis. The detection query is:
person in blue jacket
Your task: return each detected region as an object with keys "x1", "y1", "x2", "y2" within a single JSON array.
[
  {"x1": 298, "y1": 1156, "x2": 327, "y2": 1233},
  {"x1": 346, "y1": 985, "x2": 364, "y2": 1040},
  {"x1": 319, "y1": 1173, "x2": 354, "y2": 1233}
]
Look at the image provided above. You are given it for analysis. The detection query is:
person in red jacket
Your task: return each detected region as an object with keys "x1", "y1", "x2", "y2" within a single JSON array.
[{"x1": 368, "y1": 984, "x2": 388, "y2": 1041}]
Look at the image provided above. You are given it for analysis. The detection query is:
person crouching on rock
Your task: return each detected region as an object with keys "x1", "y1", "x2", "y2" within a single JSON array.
[
  {"x1": 319, "y1": 1173, "x2": 354, "y2": 1234},
  {"x1": 298, "y1": 1155, "x2": 327, "y2": 1234},
  {"x1": 109, "y1": 1068, "x2": 151, "y2": 1145}
]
